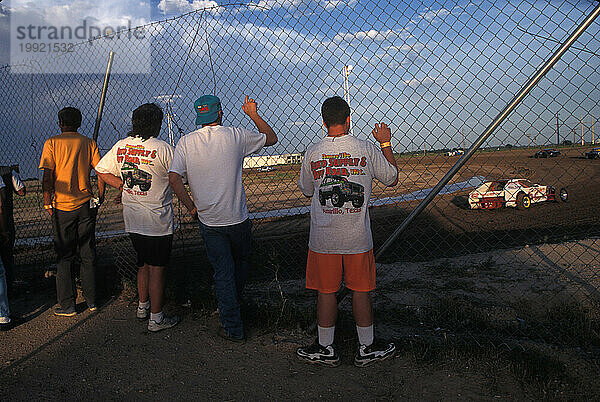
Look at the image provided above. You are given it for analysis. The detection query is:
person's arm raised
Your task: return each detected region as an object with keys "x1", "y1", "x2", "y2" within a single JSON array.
[
  {"x1": 372, "y1": 122, "x2": 398, "y2": 187},
  {"x1": 242, "y1": 95, "x2": 277, "y2": 146}
]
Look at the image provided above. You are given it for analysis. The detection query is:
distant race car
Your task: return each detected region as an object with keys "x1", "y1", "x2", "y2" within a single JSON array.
[
  {"x1": 468, "y1": 178, "x2": 568, "y2": 210},
  {"x1": 534, "y1": 149, "x2": 560, "y2": 158},
  {"x1": 444, "y1": 148, "x2": 465, "y2": 156},
  {"x1": 585, "y1": 147, "x2": 600, "y2": 159},
  {"x1": 258, "y1": 166, "x2": 275, "y2": 172}
]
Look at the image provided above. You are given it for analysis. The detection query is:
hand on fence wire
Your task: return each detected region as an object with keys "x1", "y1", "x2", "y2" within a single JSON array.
[
  {"x1": 242, "y1": 95, "x2": 258, "y2": 117},
  {"x1": 372, "y1": 123, "x2": 392, "y2": 144}
]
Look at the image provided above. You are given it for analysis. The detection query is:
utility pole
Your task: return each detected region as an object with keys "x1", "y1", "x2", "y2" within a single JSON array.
[
  {"x1": 581, "y1": 115, "x2": 584, "y2": 146},
  {"x1": 556, "y1": 112, "x2": 559, "y2": 145},
  {"x1": 342, "y1": 65, "x2": 354, "y2": 136},
  {"x1": 591, "y1": 116, "x2": 595, "y2": 145}
]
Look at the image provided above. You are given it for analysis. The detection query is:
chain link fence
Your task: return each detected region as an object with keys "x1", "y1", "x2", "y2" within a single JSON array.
[{"x1": 1, "y1": 0, "x2": 599, "y2": 353}]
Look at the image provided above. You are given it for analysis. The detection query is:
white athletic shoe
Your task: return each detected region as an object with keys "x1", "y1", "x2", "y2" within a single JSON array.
[
  {"x1": 354, "y1": 339, "x2": 396, "y2": 367},
  {"x1": 148, "y1": 315, "x2": 180, "y2": 332},
  {"x1": 136, "y1": 306, "x2": 150, "y2": 320}
]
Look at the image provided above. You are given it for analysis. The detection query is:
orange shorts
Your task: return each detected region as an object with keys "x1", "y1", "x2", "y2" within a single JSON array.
[{"x1": 305, "y1": 249, "x2": 376, "y2": 293}]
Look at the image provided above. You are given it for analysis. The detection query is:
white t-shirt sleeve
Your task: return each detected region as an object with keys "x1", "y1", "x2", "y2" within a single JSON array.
[
  {"x1": 169, "y1": 138, "x2": 187, "y2": 176},
  {"x1": 12, "y1": 172, "x2": 24, "y2": 192},
  {"x1": 368, "y1": 141, "x2": 398, "y2": 186},
  {"x1": 242, "y1": 128, "x2": 267, "y2": 156},
  {"x1": 297, "y1": 149, "x2": 314, "y2": 197},
  {"x1": 95, "y1": 143, "x2": 120, "y2": 176},
  {"x1": 161, "y1": 143, "x2": 175, "y2": 172}
]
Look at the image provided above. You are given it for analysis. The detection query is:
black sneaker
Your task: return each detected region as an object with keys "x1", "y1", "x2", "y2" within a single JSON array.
[
  {"x1": 354, "y1": 339, "x2": 396, "y2": 367},
  {"x1": 54, "y1": 307, "x2": 77, "y2": 317},
  {"x1": 296, "y1": 339, "x2": 341, "y2": 367}
]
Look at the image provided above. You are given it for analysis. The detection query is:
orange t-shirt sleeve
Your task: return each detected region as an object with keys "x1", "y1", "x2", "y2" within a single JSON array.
[
  {"x1": 39, "y1": 139, "x2": 55, "y2": 170},
  {"x1": 90, "y1": 140, "x2": 101, "y2": 168}
]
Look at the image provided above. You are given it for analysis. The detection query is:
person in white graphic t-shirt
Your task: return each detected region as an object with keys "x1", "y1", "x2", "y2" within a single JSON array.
[
  {"x1": 169, "y1": 95, "x2": 277, "y2": 342},
  {"x1": 296, "y1": 96, "x2": 398, "y2": 367},
  {"x1": 96, "y1": 103, "x2": 179, "y2": 332}
]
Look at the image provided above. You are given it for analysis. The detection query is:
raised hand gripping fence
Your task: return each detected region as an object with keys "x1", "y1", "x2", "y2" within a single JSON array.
[{"x1": 0, "y1": 0, "x2": 599, "y2": 356}]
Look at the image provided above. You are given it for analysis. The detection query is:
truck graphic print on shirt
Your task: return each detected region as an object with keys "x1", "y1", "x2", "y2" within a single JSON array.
[
  {"x1": 318, "y1": 175, "x2": 364, "y2": 208},
  {"x1": 121, "y1": 161, "x2": 152, "y2": 192}
]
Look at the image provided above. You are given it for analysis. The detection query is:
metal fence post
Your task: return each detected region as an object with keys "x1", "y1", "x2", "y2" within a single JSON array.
[
  {"x1": 93, "y1": 51, "x2": 115, "y2": 143},
  {"x1": 375, "y1": 2, "x2": 600, "y2": 260}
]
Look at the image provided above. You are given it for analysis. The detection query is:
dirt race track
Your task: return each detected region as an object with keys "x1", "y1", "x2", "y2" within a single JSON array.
[
  {"x1": 9, "y1": 145, "x2": 600, "y2": 278},
  {"x1": 240, "y1": 145, "x2": 600, "y2": 268}
]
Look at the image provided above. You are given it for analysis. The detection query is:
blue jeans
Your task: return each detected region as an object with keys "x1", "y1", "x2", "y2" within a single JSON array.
[
  {"x1": 199, "y1": 219, "x2": 252, "y2": 338},
  {"x1": 0, "y1": 256, "x2": 9, "y2": 318}
]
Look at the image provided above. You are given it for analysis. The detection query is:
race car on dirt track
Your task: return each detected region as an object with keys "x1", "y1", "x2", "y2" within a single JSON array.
[
  {"x1": 468, "y1": 178, "x2": 568, "y2": 210},
  {"x1": 585, "y1": 147, "x2": 600, "y2": 159},
  {"x1": 533, "y1": 148, "x2": 560, "y2": 158}
]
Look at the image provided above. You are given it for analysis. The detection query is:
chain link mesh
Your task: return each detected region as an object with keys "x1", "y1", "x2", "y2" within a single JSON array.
[{"x1": 1, "y1": 0, "x2": 599, "y2": 350}]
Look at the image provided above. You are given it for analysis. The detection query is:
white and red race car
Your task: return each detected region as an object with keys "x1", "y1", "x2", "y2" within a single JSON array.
[{"x1": 468, "y1": 178, "x2": 568, "y2": 210}]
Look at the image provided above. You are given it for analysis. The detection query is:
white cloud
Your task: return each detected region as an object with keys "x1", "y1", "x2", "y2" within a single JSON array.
[
  {"x1": 249, "y1": 0, "x2": 301, "y2": 11},
  {"x1": 322, "y1": 0, "x2": 342, "y2": 9},
  {"x1": 333, "y1": 28, "x2": 411, "y2": 43},
  {"x1": 8, "y1": 1, "x2": 151, "y2": 29},
  {"x1": 157, "y1": 0, "x2": 219, "y2": 15},
  {"x1": 387, "y1": 43, "x2": 425, "y2": 52},
  {"x1": 419, "y1": 7, "x2": 451, "y2": 22}
]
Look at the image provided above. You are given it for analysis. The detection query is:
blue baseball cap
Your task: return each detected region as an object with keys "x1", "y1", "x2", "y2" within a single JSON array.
[{"x1": 194, "y1": 95, "x2": 222, "y2": 125}]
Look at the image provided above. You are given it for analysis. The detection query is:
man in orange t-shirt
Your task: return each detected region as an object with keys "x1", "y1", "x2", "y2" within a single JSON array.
[{"x1": 39, "y1": 107, "x2": 105, "y2": 317}]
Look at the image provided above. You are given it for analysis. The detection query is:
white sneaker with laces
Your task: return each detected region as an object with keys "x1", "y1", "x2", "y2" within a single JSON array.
[
  {"x1": 136, "y1": 306, "x2": 150, "y2": 320},
  {"x1": 354, "y1": 339, "x2": 396, "y2": 367},
  {"x1": 296, "y1": 339, "x2": 341, "y2": 367},
  {"x1": 148, "y1": 315, "x2": 180, "y2": 332}
]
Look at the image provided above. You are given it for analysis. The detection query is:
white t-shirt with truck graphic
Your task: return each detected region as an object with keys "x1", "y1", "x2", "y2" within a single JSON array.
[
  {"x1": 298, "y1": 135, "x2": 397, "y2": 254},
  {"x1": 95, "y1": 136, "x2": 174, "y2": 236}
]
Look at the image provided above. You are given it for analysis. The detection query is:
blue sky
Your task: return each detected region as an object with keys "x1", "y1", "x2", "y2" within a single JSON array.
[{"x1": 0, "y1": 0, "x2": 599, "y2": 178}]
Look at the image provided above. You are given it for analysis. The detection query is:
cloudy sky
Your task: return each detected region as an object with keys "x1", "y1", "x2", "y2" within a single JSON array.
[{"x1": 0, "y1": 0, "x2": 599, "y2": 177}]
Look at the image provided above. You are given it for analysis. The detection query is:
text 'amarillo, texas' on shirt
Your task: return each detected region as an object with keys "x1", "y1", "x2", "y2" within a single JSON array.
[
  {"x1": 95, "y1": 136, "x2": 174, "y2": 236},
  {"x1": 298, "y1": 135, "x2": 397, "y2": 254}
]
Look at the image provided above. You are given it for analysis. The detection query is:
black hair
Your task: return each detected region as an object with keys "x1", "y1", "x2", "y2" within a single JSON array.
[
  {"x1": 321, "y1": 96, "x2": 350, "y2": 128},
  {"x1": 129, "y1": 103, "x2": 164, "y2": 140},
  {"x1": 58, "y1": 107, "x2": 82, "y2": 129}
]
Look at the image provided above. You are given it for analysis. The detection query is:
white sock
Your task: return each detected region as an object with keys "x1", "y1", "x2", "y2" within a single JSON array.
[
  {"x1": 318, "y1": 325, "x2": 335, "y2": 347},
  {"x1": 356, "y1": 324, "x2": 374, "y2": 346},
  {"x1": 138, "y1": 301, "x2": 150, "y2": 309},
  {"x1": 150, "y1": 311, "x2": 164, "y2": 323}
]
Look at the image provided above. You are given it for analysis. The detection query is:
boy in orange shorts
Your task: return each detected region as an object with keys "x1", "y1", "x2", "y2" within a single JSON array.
[{"x1": 296, "y1": 96, "x2": 398, "y2": 367}]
